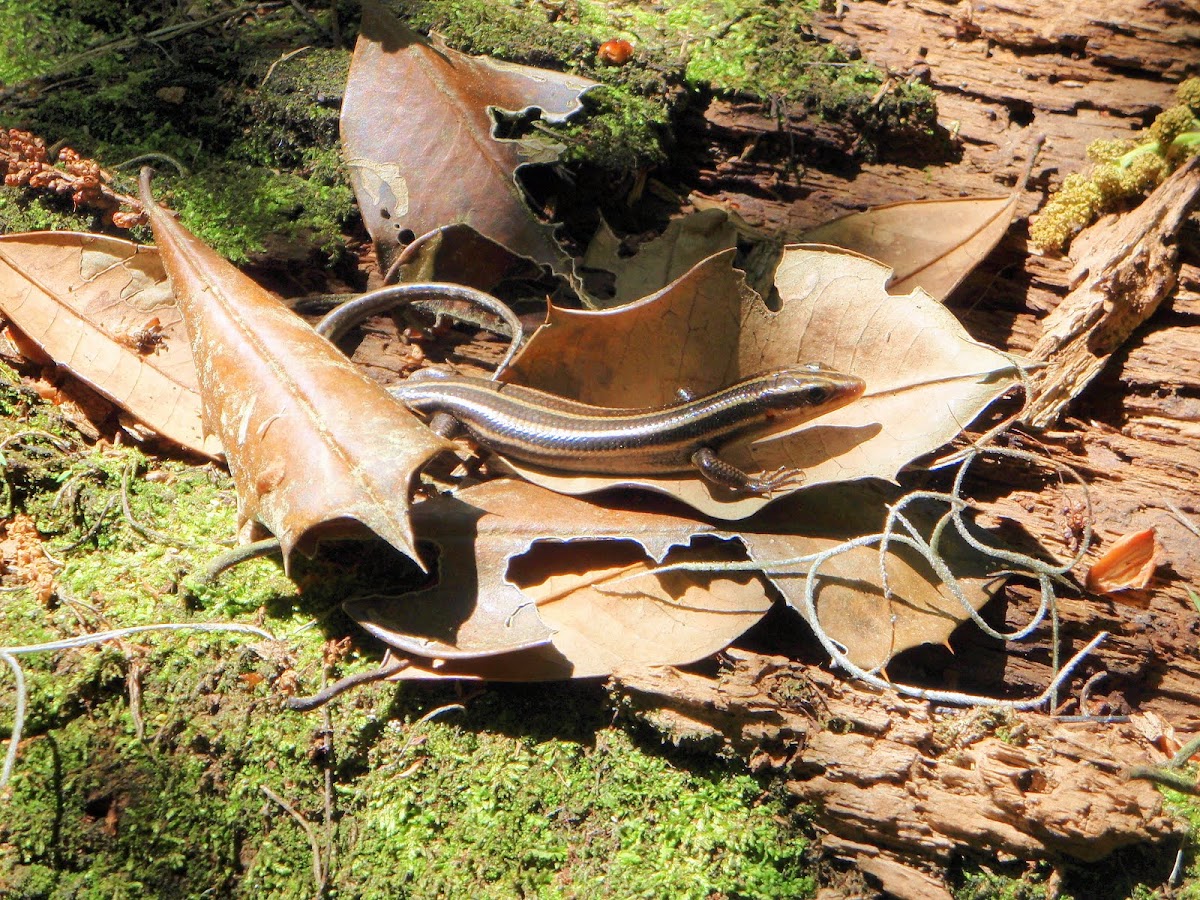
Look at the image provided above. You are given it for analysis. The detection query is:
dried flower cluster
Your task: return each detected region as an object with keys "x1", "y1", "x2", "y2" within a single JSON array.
[{"x1": 0, "y1": 128, "x2": 146, "y2": 229}]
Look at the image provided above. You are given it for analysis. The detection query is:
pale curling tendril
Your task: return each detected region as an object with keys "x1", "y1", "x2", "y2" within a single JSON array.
[{"x1": 639, "y1": 436, "x2": 1100, "y2": 711}]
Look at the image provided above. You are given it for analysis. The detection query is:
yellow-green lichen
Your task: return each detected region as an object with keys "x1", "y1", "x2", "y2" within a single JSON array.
[{"x1": 1030, "y1": 76, "x2": 1200, "y2": 252}]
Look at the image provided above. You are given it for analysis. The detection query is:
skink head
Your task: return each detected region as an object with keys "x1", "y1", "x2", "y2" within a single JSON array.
[{"x1": 756, "y1": 365, "x2": 865, "y2": 422}]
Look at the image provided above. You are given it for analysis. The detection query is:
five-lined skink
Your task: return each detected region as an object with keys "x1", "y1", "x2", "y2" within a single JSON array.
[{"x1": 391, "y1": 365, "x2": 865, "y2": 494}]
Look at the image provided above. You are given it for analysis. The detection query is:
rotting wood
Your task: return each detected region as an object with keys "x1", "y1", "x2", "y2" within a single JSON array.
[
  {"x1": 612, "y1": 650, "x2": 1186, "y2": 866},
  {"x1": 641, "y1": 0, "x2": 1200, "y2": 876},
  {"x1": 1022, "y1": 157, "x2": 1200, "y2": 428}
]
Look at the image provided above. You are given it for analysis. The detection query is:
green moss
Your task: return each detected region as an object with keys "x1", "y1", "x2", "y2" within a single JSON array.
[
  {"x1": 337, "y1": 693, "x2": 813, "y2": 899},
  {"x1": 0, "y1": 1, "x2": 100, "y2": 83},
  {"x1": 1163, "y1": 789, "x2": 1200, "y2": 899},
  {"x1": 0, "y1": 4, "x2": 353, "y2": 264},
  {"x1": 0, "y1": 190, "x2": 102, "y2": 236},
  {"x1": 956, "y1": 867, "x2": 1050, "y2": 900},
  {"x1": 163, "y1": 162, "x2": 355, "y2": 264}
]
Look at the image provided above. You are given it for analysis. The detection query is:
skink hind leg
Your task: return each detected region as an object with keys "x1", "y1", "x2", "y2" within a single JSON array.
[{"x1": 691, "y1": 448, "x2": 805, "y2": 495}]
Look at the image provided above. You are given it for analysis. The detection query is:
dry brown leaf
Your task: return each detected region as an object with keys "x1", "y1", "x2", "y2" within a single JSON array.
[
  {"x1": 139, "y1": 174, "x2": 452, "y2": 566},
  {"x1": 582, "y1": 209, "x2": 738, "y2": 308},
  {"x1": 343, "y1": 479, "x2": 773, "y2": 678},
  {"x1": 350, "y1": 479, "x2": 994, "y2": 678},
  {"x1": 503, "y1": 246, "x2": 1022, "y2": 518},
  {"x1": 1085, "y1": 527, "x2": 1159, "y2": 594},
  {"x1": 341, "y1": 1, "x2": 596, "y2": 275},
  {"x1": 740, "y1": 483, "x2": 997, "y2": 670},
  {"x1": 390, "y1": 224, "x2": 545, "y2": 292},
  {"x1": 797, "y1": 194, "x2": 1020, "y2": 301},
  {"x1": 0, "y1": 232, "x2": 216, "y2": 457}
]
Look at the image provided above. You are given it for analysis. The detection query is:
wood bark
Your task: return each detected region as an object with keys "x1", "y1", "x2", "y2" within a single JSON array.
[
  {"x1": 614, "y1": 651, "x2": 1185, "y2": 896},
  {"x1": 629, "y1": 0, "x2": 1200, "y2": 883}
]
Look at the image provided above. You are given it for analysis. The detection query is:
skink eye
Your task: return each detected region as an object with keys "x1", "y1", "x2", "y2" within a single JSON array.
[{"x1": 802, "y1": 385, "x2": 829, "y2": 405}]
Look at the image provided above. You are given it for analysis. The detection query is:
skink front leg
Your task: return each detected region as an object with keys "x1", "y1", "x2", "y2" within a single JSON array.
[
  {"x1": 691, "y1": 448, "x2": 804, "y2": 495},
  {"x1": 427, "y1": 410, "x2": 463, "y2": 439}
]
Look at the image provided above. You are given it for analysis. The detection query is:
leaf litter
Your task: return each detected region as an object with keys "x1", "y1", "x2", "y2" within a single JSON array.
[
  {"x1": 0, "y1": 4, "x2": 1100, "y2": 705},
  {"x1": 341, "y1": 0, "x2": 597, "y2": 277}
]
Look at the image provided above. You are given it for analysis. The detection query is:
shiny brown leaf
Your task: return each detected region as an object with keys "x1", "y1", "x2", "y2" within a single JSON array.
[
  {"x1": 139, "y1": 173, "x2": 452, "y2": 566},
  {"x1": 341, "y1": 1, "x2": 596, "y2": 275}
]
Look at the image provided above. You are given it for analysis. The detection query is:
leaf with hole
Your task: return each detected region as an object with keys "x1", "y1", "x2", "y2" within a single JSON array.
[
  {"x1": 341, "y1": 0, "x2": 597, "y2": 276},
  {"x1": 500, "y1": 245, "x2": 1024, "y2": 518}
]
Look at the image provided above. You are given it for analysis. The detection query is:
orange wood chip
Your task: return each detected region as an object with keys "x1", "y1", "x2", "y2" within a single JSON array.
[{"x1": 1085, "y1": 527, "x2": 1159, "y2": 594}]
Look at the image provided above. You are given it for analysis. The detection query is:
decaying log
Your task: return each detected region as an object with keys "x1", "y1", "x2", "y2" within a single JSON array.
[
  {"x1": 1023, "y1": 157, "x2": 1200, "y2": 427},
  {"x1": 613, "y1": 650, "x2": 1186, "y2": 869}
]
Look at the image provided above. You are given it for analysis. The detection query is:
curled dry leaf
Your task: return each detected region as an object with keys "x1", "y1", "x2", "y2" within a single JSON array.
[
  {"x1": 0, "y1": 232, "x2": 216, "y2": 457},
  {"x1": 341, "y1": 0, "x2": 597, "y2": 275},
  {"x1": 1085, "y1": 527, "x2": 1159, "y2": 594},
  {"x1": 798, "y1": 193, "x2": 1020, "y2": 301},
  {"x1": 139, "y1": 174, "x2": 452, "y2": 566},
  {"x1": 343, "y1": 479, "x2": 773, "y2": 680},
  {"x1": 502, "y1": 246, "x2": 1023, "y2": 518}
]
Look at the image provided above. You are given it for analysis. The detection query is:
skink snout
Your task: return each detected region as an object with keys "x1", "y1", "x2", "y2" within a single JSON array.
[{"x1": 767, "y1": 365, "x2": 864, "y2": 413}]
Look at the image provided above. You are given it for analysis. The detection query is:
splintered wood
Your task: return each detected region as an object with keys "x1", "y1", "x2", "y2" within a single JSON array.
[
  {"x1": 1023, "y1": 158, "x2": 1200, "y2": 428},
  {"x1": 613, "y1": 652, "x2": 1184, "y2": 878}
]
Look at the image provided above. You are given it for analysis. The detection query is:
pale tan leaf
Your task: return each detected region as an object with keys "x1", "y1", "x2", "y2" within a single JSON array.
[
  {"x1": 739, "y1": 483, "x2": 996, "y2": 670},
  {"x1": 343, "y1": 479, "x2": 772, "y2": 678},
  {"x1": 797, "y1": 194, "x2": 1020, "y2": 301},
  {"x1": 139, "y1": 174, "x2": 452, "y2": 566},
  {"x1": 0, "y1": 232, "x2": 217, "y2": 457},
  {"x1": 341, "y1": 1, "x2": 596, "y2": 274},
  {"x1": 503, "y1": 246, "x2": 1022, "y2": 518},
  {"x1": 582, "y1": 208, "x2": 738, "y2": 308}
]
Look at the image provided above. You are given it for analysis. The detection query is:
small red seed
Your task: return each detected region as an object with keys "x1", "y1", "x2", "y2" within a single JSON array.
[{"x1": 597, "y1": 39, "x2": 633, "y2": 66}]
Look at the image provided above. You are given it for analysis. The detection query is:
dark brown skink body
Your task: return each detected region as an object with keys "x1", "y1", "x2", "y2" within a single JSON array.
[{"x1": 391, "y1": 365, "x2": 864, "y2": 494}]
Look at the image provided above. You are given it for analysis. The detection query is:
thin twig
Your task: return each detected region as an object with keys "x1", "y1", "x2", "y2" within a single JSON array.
[
  {"x1": 3, "y1": 623, "x2": 275, "y2": 656},
  {"x1": 121, "y1": 463, "x2": 203, "y2": 549},
  {"x1": 0, "y1": 2, "x2": 284, "y2": 101},
  {"x1": 1166, "y1": 502, "x2": 1200, "y2": 540},
  {"x1": 0, "y1": 623, "x2": 273, "y2": 790},
  {"x1": 0, "y1": 650, "x2": 27, "y2": 789},
  {"x1": 381, "y1": 704, "x2": 466, "y2": 773},
  {"x1": 286, "y1": 659, "x2": 411, "y2": 712},
  {"x1": 113, "y1": 152, "x2": 191, "y2": 177},
  {"x1": 198, "y1": 538, "x2": 284, "y2": 584},
  {"x1": 52, "y1": 494, "x2": 117, "y2": 555},
  {"x1": 262, "y1": 45, "x2": 312, "y2": 88},
  {"x1": 260, "y1": 785, "x2": 326, "y2": 891}
]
